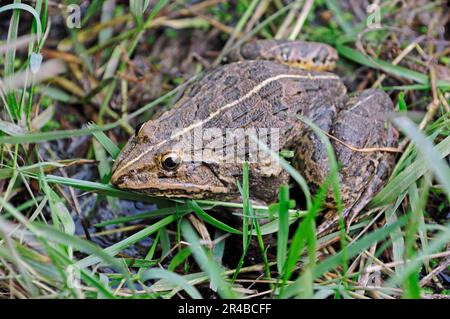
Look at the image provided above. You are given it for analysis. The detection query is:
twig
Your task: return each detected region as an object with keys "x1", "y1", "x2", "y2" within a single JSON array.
[
  {"x1": 418, "y1": 64, "x2": 440, "y2": 130},
  {"x1": 289, "y1": 0, "x2": 314, "y2": 40},
  {"x1": 371, "y1": 38, "x2": 422, "y2": 88},
  {"x1": 245, "y1": 0, "x2": 270, "y2": 33},
  {"x1": 419, "y1": 257, "x2": 450, "y2": 287},
  {"x1": 438, "y1": 91, "x2": 450, "y2": 112},
  {"x1": 178, "y1": 0, "x2": 227, "y2": 16},
  {"x1": 364, "y1": 251, "x2": 450, "y2": 273},
  {"x1": 275, "y1": 0, "x2": 303, "y2": 39},
  {"x1": 323, "y1": 131, "x2": 402, "y2": 153}
]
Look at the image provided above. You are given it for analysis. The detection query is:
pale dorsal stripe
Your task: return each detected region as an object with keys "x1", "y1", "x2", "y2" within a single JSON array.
[
  {"x1": 345, "y1": 94, "x2": 374, "y2": 112},
  {"x1": 115, "y1": 73, "x2": 340, "y2": 176}
]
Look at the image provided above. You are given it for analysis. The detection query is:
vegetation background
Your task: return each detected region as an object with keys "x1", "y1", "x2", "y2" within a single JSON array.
[{"x1": 0, "y1": 0, "x2": 449, "y2": 299}]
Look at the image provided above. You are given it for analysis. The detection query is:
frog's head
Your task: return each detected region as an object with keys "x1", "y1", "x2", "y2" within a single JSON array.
[{"x1": 110, "y1": 119, "x2": 231, "y2": 198}]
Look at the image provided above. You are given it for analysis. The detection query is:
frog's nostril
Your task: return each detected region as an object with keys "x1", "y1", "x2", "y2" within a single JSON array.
[{"x1": 117, "y1": 175, "x2": 126, "y2": 185}]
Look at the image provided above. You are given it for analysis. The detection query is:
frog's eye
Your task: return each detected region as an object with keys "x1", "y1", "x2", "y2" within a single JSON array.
[
  {"x1": 134, "y1": 122, "x2": 144, "y2": 135},
  {"x1": 161, "y1": 152, "x2": 181, "y2": 171}
]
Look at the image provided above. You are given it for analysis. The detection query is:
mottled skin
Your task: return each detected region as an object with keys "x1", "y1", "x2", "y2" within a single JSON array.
[
  {"x1": 227, "y1": 40, "x2": 338, "y2": 71},
  {"x1": 111, "y1": 40, "x2": 397, "y2": 234}
]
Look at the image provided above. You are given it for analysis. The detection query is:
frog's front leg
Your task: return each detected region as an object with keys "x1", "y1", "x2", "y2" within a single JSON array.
[
  {"x1": 227, "y1": 39, "x2": 338, "y2": 72},
  {"x1": 295, "y1": 89, "x2": 397, "y2": 235}
]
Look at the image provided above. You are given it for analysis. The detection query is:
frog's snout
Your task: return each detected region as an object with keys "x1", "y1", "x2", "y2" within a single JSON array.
[{"x1": 110, "y1": 166, "x2": 126, "y2": 187}]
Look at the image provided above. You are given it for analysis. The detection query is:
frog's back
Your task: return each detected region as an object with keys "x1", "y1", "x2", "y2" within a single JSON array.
[{"x1": 162, "y1": 60, "x2": 345, "y2": 140}]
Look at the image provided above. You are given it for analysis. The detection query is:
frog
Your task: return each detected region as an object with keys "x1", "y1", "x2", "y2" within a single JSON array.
[{"x1": 110, "y1": 40, "x2": 397, "y2": 235}]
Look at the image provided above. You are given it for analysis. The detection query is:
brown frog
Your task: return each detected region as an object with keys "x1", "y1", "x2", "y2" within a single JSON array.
[{"x1": 111, "y1": 40, "x2": 397, "y2": 234}]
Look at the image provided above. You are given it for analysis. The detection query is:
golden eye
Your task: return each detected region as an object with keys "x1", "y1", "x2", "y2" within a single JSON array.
[{"x1": 160, "y1": 152, "x2": 181, "y2": 171}]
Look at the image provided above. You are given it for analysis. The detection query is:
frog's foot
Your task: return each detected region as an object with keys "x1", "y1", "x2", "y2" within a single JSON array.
[
  {"x1": 227, "y1": 40, "x2": 338, "y2": 72},
  {"x1": 297, "y1": 89, "x2": 397, "y2": 236}
]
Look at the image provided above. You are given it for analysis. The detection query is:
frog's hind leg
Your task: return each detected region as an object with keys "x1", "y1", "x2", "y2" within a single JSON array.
[
  {"x1": 321, "y1": 89, "x2": 397, "y2": 235},
  {"x1": 227, "y1": 40, "x2": 338, "y2": 72},
  {"x1": 296, "y1": 89, "x2": 397, "y2": 236}
]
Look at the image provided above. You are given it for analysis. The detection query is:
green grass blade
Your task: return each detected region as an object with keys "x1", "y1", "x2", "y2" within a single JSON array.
[
  {"x1": 255, "y1": 215, "x2": 299, "y2": 235},
  {"x1": 188, "y1": 200, "x2": 241, "y2": 235},
  {"x1": 141, "y1": 268, "x2": 202, "y2": 299},
  {"x1": 241, "y1": 162, "x2": 250, "y2": 250},
  {"x1": 40, "y1": 174, "x2": 159, "y2": 202},
  {"x1": 388, "y1": 222, "x2": 450, "y2": 289},
  {"x1": 168, "y1": 247, "x2": 191, "y2": 272},
  {"x1": 337, "y1": 44, "x2": 450, "y2": 88},
  {"x1": 88, "y1": 122, "x2": 120, "y2": 159},
  {"x1": 78, "y1": 215, "x2": 180, "y2": 268},
  {"x1": 0, "y1": 3, "x2": 42, "y2": 43},
  {"x1": 371, "y1": 135, "x2": 450, "y2": 206},
  {"x1": 0, "y1": 123, "x2": 117, "y2": 145},
  {"x1": 32, "y1": 223, "x2": 128, "y2": 275},
  {"x1": 94, "y1": 204, "x2": 204, "y2": 227},
  {"x1": 281, "y1": 175, "x2": 331, "y2": 295},
  {"x1": 277, "y1": 185, "x2": 290, "y2": 274},
  {"x1": 250, "y1": 134, "x2": 312, "y2": 209},
  {"x1": 282, "y1": 215, "x2": 408, "y2": 298},
  {"x1": 393, "y1": 116, "x2": 450, "y2": 199},
  {"x1": 324, "y1": 0, "x2": 353, "y2": 34},
  {"x1": 181, "y1": 219, "x2": 236, "y2": 299}
]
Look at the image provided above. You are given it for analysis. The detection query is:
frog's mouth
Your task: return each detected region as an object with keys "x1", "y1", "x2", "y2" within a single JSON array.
[
  {"x1": 132, "y1": 184, "x2": 229, "y2": 199},
  {"x1": 111, "y1": 155, "x2": 231, "y2": 198},
  {"x1": 113, "y1": 175, "x2": 229, "y2": 198}
]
